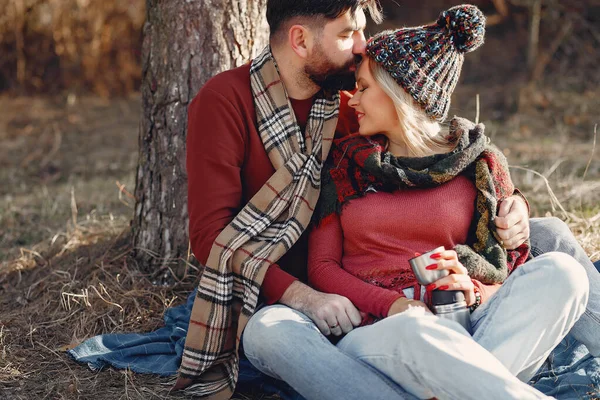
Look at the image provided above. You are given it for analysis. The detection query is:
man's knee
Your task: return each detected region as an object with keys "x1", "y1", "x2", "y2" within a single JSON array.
[
  {"x1": 531, "y1": 252, "x2": 589, "y2": 309},
  {"x1": 529, "y1": 217, "x2": 576, "y2": 255},
  {"x1": 531, "y1": 216, "x2": 570, "y2": 236},
  {"x1": 243, "y1": 305, "x2": 321, "y2": 361}
]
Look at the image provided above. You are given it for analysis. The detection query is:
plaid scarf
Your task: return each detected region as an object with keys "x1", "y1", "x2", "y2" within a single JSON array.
[
  {"x1": 177, "y1": 46, "x2": 340, "y2": 398},
  {"x1": 315, "y1": 117, "x2": 529, "y2": 284}
]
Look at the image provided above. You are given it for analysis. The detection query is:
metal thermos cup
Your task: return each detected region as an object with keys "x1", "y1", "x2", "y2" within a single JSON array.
[
  {"x1": 408, "y1": 247, "x2": 473, "y2": 335},
  {"x1": 430, "y1": 290, "x2": 473, "y2": 335},
  {"x1": 408, "y1": 246, "x2": 449, "y2": 285}
]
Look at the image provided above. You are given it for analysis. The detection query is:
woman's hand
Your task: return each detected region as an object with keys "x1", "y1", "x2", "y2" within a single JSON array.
[
  {"x1": 388, "y1": 297, "x2": 432, "y2": 317},
  {"x1": 426, "y1": 249, "x2": 476, "y2": 306}
]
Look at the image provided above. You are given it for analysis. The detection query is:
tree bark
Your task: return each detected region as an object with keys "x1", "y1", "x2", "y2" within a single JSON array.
[{"x1": 132, "y1": 0, "x2": 268, "y2": 273}]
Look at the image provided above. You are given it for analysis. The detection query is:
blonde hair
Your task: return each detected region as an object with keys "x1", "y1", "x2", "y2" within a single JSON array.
[{"x1": 369, "y1": 59, "x2": 455, "y2": 157}]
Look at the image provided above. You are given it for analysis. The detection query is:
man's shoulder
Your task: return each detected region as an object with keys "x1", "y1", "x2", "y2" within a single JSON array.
[
  {"x1": 193, "y1": 63, "x2": 252, "y2": 106},
  {"x1": 204, "y1": 63, "x2": 251, "y2": 91},
  {"x1": 187, "y1": 64, "x2": 255, "y2": 146}
]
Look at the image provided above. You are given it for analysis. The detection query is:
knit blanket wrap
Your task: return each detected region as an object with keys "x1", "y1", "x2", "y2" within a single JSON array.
[
  {"x1": 177, "y1": 46, "x2": 340, "y2": 399},
  {"x1": 314, "y1": 117, "x2": 529, "y2": 284}
]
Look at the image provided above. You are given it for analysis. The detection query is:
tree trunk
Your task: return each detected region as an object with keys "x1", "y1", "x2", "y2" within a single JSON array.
[{"x1": 132, "y1": 0, "x2": 268, "y2": 273}]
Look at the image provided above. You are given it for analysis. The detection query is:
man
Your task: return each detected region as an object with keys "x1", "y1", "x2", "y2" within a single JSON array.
[{"x1": 177, "y1": 1, "x2": 599, "y2": 398}]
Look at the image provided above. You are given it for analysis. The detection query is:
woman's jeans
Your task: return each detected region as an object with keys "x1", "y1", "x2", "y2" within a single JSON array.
[
  {"x1": 243, "y1": 218, "x2": 597, "y2": 399},
  {"x1": 335, "y1": 253, "x2": 588, "y2": 399}
]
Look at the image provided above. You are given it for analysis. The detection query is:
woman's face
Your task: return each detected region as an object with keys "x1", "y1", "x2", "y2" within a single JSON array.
[{"x1": 348, "y1": 59, "x2": 399, "y2": 137}]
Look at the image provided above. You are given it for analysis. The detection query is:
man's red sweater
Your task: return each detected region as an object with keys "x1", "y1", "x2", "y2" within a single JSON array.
[{"x1": 186, "y1": 63, "x2": 358, "y2": 304}]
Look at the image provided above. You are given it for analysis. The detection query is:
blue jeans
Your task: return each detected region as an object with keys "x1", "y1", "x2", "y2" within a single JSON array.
[
  {"x1": 244, "y1": 253, "x2": 588, "y2": 399},
  {"x1": 529, "y1": 217, "x2": 600, "y2": 356},
  {"x1": 338, "y1": 253, "x2": 588, "y2": 399},
  {"x1": 242, "y1": 305, "x2": 411, "y2": 400},
  {"x1": 243, "y1": 217, "x2": 598, "y2": 399}
]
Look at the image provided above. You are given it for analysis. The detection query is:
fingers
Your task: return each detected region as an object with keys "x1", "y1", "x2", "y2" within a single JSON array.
[
  {"x1": 429, "y1": 250, "x2": 468, "y2": 275},
  {"x1": 326, "y1": 318, "x2": 343, "y2": 337},
  {"x1": 495, "y1": 195, "x2": 529, "y2": 249},
  {"x1": 496, "y1": 217, "x2": 530, "y2": 250},
  {"x1": 494, "y1": 214, "x2": 520, "y2": 230},
  {"x1": 338, "y1": 298, "x2": 363, "y2": 334},
  {"x1": 501, "y1": 232, "x2": 528, "y2": 250},
  {"x1": 464, "y1": 289, "x2": 475, "y2": 306},
  {"x1": 333, "y1": 312, "x2": 354, "y2": 335},
  {"x1": 495, "y1": 223, "x2": 521, "y2": 242},
  {"x1": 496, "y1": 195, "x2": 529, "y2": 230},
  {"x1": 314, "y1": 318, "x2": 331, "y2": 336},
  {"x1": 427, "y1": 251, "x2": 474, "y2": 304},
  {"x1": 497, "y1": 196, "x2": 515, "y2": 218},
  {"x1": 345, "y1": 302, "x2": 363, "y2": 327},
  {"x1": 430, "y1": 273, "x2": 472, "y2": 290},
  {"x1": 428, "y1": 274, "x2": 475, "y2": 306},
  {"x1": 310, "y1": 294, "x2": 361, "y2": 336}
]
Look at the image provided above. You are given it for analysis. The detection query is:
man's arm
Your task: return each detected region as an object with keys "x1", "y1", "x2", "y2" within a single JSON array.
[
  {"x1": 187, "y1": 87, "x2": 245, "y2": 265},
  {"x1": 186, "y1": 85, "x2": 296, "y2": 302}
]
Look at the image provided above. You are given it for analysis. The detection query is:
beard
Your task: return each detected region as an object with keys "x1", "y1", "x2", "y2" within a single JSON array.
[{"x1": 305, "y1": 49, "x2": 361, "y2": 91}]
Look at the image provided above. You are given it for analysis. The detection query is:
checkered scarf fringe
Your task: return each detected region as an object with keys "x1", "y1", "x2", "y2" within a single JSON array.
[
  {"x1": 177, "y1": 46, "x2": 340, "y2": 399},
  {"x1": 314, "y1": 117, "x2": 529, "y2": 284}
]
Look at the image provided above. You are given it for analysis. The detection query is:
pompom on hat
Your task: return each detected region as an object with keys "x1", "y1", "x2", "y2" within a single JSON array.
[{"x1": 366, "y1": 4, "x2": 486, "y2": 122}]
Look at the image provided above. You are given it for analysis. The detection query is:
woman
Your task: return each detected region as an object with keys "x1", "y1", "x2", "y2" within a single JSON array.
[{"x1": 308, "y1": 5, "x2": 589, "y2": 399}]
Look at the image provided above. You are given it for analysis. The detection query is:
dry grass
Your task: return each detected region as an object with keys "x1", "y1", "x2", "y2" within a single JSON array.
[
  {"x1": 0, "y1": 91, "x2": 598, "y2": 399},
  {"x1": 0, "y1": 72, "x2": 598, "y2": 400},
  {"x1": 1, "y1": 1, "x2": 597, "y2": 398},
  {"x1": 0, "y1": 234, "x2": 276, "y2": 398},
  {"x1": 0, "y1": 94, "x2": 285, "y2": 399}
]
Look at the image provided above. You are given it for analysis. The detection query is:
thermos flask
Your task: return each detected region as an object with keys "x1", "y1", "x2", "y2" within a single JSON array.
[{"x1": 408, "y1": 246, "x2": 473, "y2": 335}]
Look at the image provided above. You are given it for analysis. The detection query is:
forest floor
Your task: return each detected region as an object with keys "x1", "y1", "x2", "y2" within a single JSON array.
[{"x1": 0, "y1": 82, "x2": 599, "y2": 399}]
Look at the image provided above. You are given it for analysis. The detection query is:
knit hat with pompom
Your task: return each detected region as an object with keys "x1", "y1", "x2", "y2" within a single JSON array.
[{"x1": 366, "y1": 4, "x2": 485, "y2": 122}]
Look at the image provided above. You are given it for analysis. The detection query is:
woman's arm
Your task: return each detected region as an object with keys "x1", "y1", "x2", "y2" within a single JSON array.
[
  {"x1": 472, "y1": 279, "x2": 502, "y2": 304},
  {"x1": 308, "y1": 214, "x2": 405, "y2": 319}
]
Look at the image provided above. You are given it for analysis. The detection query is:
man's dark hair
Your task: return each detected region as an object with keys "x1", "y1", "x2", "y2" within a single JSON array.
[{"x1": 266, "y1": 0, "x2": 383, "y2": 40}]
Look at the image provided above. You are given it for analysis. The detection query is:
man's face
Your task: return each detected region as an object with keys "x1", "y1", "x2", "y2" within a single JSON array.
[{"x1": 304, "y1": 8, "x2": 367, "y2": 91}]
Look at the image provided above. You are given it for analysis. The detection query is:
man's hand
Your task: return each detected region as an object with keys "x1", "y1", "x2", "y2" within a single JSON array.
[
  {"x1": 494, "y1": 195, "x2": 530, "y2": 250},
  {"x1": 280, "y1": 281, "x2": 362, "y2": 336}
]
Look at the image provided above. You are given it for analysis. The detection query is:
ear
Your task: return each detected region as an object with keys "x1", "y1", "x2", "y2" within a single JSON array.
[{"x1": 288, "y1": 24, "x2": 312, "y2": 59}]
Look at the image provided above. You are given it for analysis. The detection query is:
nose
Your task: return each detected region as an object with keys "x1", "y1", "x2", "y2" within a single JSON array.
[
  {"x1": 353, "y1": 31, "x2": 367, "y2": 56},
  {"x1": 348, "y1": 92, "x2": 360, "y2": 108}
]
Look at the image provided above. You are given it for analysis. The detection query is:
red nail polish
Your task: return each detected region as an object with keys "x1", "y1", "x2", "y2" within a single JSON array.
[
  {"x1": 430, "y1": 253, "x2": 442, "y2": 259},
  {"x1": 425, "y1": 264, "x2": 437, "y2": 270},
  {"x1": 426, "y1": 284, "x2": 436, "y2": 290},
  {"x1": 438, "y1": 285, "x2": 449, "y2": 291}
]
